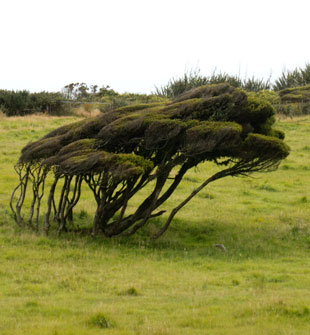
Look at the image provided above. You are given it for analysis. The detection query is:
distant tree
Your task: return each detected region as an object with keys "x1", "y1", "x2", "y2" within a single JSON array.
[
  {"x1": 76, "y1": 83, "x2": 89, "y2": 99},
  {"x1": 0, "y1": 90, "x2": 30, "y2": 116},
  {"x1": 11, "y1": 84, "x2": 289, "y2": 238},
  {"x1": 62, "y1": 83, "x2": 77, "y2": 100},
  {"x1": 90, "y1": 84, "x2": 98, "y2": 95},
  {"x1": 0, "y1": 90, "x2": 66, "y2": 116},
  {"x1": 62, "y1": 82, "x2": 91, "y2": 100},
  {"x1": 61, "y1": 83, "x2": 119, "y2": 102},
  {"x1": 97, "y1": 85, "x2": 119, "y2": 98}
]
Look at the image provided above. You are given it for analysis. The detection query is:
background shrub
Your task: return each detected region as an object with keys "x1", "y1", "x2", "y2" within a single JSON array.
[
  {"x1": 274, "y1": 63, "x2": 310, "y2": 91},
  {"x1": 154, "y1": 69, "x2": 271, "y2": 98},
  {"x1": 0, "y1": 90, "x2": 68, "y2": 116}
]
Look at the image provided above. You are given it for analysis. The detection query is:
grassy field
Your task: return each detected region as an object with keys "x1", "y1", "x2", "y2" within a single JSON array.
[{"x1": 0, "y1": 114, "x2": 310, "y2": 334}]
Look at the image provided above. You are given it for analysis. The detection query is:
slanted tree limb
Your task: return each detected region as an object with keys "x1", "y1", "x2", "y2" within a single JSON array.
[
  {"x1": 64, "y1": 175, "x2": 83, "y2": 222},
  {"x1": 44, "y1": 176, "x2": 59, "y2": 235},
  {"x1": 151, "y1": 159, "x2": 266, "y2": 239},
  {"x1": 58, "y1": 175, "x2": 73, "y2": 234},
  {"x1": 34, "y1": 169, "x2": 47, "y2": 231},
  {"x1": 152, "y1": 171, "x2": 223, "y2": 239},
  {"x1": 14, "y1": 165, "x2": 30, "y2": 226}
]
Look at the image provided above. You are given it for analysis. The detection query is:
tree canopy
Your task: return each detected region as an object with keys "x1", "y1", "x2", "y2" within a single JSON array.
[{"x1": 11, "y1": 84, "x2": 289, "y2": 238}]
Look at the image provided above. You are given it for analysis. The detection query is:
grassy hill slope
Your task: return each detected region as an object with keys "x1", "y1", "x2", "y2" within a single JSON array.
[{"x1": 0, "y1": 115, "x2": 309, "y2": 334}]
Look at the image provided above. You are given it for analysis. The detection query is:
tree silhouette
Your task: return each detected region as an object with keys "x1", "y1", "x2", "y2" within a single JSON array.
[{"x1": 10, "y1": 84, "x2": 289, "y2": 238}]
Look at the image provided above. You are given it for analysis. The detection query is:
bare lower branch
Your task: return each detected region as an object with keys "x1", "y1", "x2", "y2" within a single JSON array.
[{"x1": 44, "y1": 177, "x2": 59, "y2": 235}]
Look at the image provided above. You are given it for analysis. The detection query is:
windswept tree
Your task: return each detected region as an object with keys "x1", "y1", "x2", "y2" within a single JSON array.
[{"x1": 10, "y1": 84, "x2": 289, "y2": 238}]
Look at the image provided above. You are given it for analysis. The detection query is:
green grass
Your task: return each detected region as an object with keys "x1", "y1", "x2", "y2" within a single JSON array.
[{"x1": 1, "y1": 114, "x2": 310, "y2": 334}]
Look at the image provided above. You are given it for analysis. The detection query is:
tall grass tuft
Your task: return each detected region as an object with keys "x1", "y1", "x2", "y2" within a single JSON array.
[
  {"x1": 155, "y1": 69, "x2": 271, "y2": 98},
  {"x1": 274, "y1": 63, "x2": 310, "y2": 91}
]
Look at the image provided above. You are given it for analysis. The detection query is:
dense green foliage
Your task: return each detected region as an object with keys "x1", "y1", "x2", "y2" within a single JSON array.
[
  {"x1": 11, "y1": 84, "x2": 289, "y2": 237},
  {"x1": 247, "y1": 90, "x2": 280, "y2": 106},
  {"x1": 279, "y1": 85, "x2": 310, "y2": 103},
  {"x1": 0, "y1": 90, "x2": 67, "y2": 116},
  {"x1": 274, "y1": 85, "x2": 310, "y2": 116}
]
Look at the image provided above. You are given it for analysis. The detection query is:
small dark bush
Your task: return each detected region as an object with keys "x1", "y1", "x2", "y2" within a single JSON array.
[
  {"x1": 88, "y1": 313, "x2": 114, "y2": 329},
  {"x1": 119, "y1": 287, "x2": 139, "y2": 296}
]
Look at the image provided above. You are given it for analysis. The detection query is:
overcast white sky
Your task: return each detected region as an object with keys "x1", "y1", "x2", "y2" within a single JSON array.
[{"x1": 0, "y1": 0, "x2": 309, "y2": 93}]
